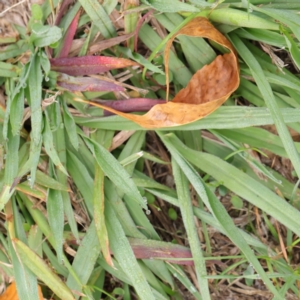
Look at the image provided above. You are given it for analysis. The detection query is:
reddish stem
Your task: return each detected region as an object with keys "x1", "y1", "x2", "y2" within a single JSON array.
[
  {"x1": 134, "y1": 9, "x2": 155, "y2": 52},
  {"x1": 96, "y1": 98, "x2": 166, "y2": 115}
]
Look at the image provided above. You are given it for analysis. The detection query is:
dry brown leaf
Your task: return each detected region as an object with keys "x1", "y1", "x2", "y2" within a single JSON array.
[
  {"x1": 75, "y1": 17, "x2": 239, "y2": 128},
  {"x1": 0, "y1": 281, "x2": 44, "y2": 300}
]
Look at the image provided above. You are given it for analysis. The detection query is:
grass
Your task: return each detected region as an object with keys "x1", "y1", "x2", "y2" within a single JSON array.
[{"x1": 1, "y1": 0, "x2": 300, "y2": 299}]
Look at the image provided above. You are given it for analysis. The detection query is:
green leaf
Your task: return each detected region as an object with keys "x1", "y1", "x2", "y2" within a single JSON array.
[
  {"x1": 253, "y1": 7, "x2": 300, "y2": 41},
  {"x1": 117, "y1": 46, "x2": 164, "y2": 75},
  {"x1": 31, "y1": 3, "x2": 43, "y2": 20},
  {"x1": 66, "y1": 222, "x2": 101, "y2": 296},
  {"x1": 30, "y1": 24, "x2": 62, "y2": 47},
  {"x1": 0, "y1": 40, "x2": 29, "y2": 61},
  {"x1": 105, "y1": 201, "x2": 156, "y2": 300},
  {"x1": 0, "y1": 62, "x2": 20, "y2": 77},
  {"x1": 210, "y1": 8, "x2": 279, "y2": 30},
  {"x1": 52, "y1": 114, "x2": 79, "y2": 240},
  {"x1": 10, "y1": 89, "x2": 24, "y2": 136},
  {"x1": 47, "y1": 187, "x2": 64, "y2": 263},
  {"x1": 73, "y1": 106, "x2": 300, "y2": 131},
  {"x1": 35, "y1": 170, "x2": 69, "y2": 191},
  {"x1": 171, "y1": 159, "x2": 210, "y2": 298},
  {"x1": 4, "y1": 124, "x2": 20, "y2": 186},
  {"x1": 93, "y1": 164, "x2": 112, "y2": 266},
  {"x1": 81, "y1": 135, "x2": 148, "y2": 210},
  {"x1": 61, "y1": 99, "x2": 79, "y2": 150},
  {"x1": 230, "y1": 34, "x2": 300, "y2": 183},
  {"x1": 28, "y1": 225, "x2": 43, "y2": 257},
  {"x1": 43, "y1": 111, "x2": 68, "y2": 175},
  {"x1": 141, "y1": 0, "x2": 199, "y2": 12},
  {"x1": 231, "y1": 195, "x2": 243, "y2": 209},
  {"x1": 27, "y1": 52, "x2": 43, "y2": 185},
  {"x1": 165, "y1": 133, "x2": 300, "y2": 238},
  {"x1": 66, "y1": 150, "x2": 94, "y2": 216},
  {"x1": 159, "y1": 133, "x2": 283, "y2": 299},
  {"x1": 78, "y1": 0, "x2": 116, "y2": 38},
  {"x1": 9, "y1": 238, "x2": 41, "y2": 300},
  {"x1": 40, "y1": 51, "x2": 51, "y2": 76},
  {"x1": 281, "y1": 26, "x2": 300, "y2": 69},
  {"x1": 139, "y1": 23, "x2": 192, "y2": 87},
  {"x1": 14, "y1": 239, "x2": 75, "y2": 300},
  {"x1": 155, "y1": 13, "x2": 216, "y2": 72}
]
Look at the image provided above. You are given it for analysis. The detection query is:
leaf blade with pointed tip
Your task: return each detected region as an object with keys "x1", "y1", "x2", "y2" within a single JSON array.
[
  {"x1": 81, "y1": 135, "x2": 147, "y2": 210},
  {"x1": 13, "y1": 239, "x2": 75, "y2": 300},
  {"x1": 50, "y1": 56, "x2": 138, "y2": 76},
  {"x1": 78, "y1": 0, "x2": 116, "y2": 38},
  {"x1": 57, "y1": 74, "x2": 125, "y2": 92}
]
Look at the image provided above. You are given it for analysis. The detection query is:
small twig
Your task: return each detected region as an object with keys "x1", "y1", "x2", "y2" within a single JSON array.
[{"x1": 0, "y1": 0, "x2": 28, "y2": 17}]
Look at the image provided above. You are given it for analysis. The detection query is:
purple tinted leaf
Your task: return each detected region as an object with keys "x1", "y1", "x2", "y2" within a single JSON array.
[
  {"x1": 57, "y1": 74, "x2": 124, "y2": 92},
  {"x1": 54, "y1": 0, "x2": 74, "y2": 26},
  {"x1": 50, "y1": 56, "x2": 139, "y2": 76},
  {"x1": 58, "y1": 9, "x2": 81, "y2": 58},
  {"x1": 99, "y1": 98, "x2": 166, "y2": 115},
  {"x1": 128, "y1": 238, "x2": 193, "y2": 265}
]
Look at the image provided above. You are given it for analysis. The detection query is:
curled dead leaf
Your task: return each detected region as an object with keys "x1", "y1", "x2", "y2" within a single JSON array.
[{"x1": 74, "y1": 17, "x2": 240, "y2": 128}]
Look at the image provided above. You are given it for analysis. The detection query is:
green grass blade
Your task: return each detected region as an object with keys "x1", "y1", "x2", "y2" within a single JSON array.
[
  {"x1": 42, "y1": 242, "x2": 68, "y2": 277},
  {"x1": 28, "y1": 52, "x2": 43, "y2": 186},
  {"x1": 66, "y1": 150, "x2": 94, "y2": 216},
  {"x1": 47, "y1": 187, "x2": 64, "y2": 263},
  {"x1": 105, "y1": 179, "x2": 146, "y2": 239},
  {"x1": 52, "y1": 116, "x2": 79, "y2": 241},
  {"x1": 235, "y1": 28, "x2": 285, "y2": 47},
  {"x1": 155, "y1": 13, "x2": 216, "y2": 71},
  {"x1": 124, "y1": 1, "x2": 139, "y2": 51},
  {"x1": 230, "y1": 33, "x2": 300, "y2": 181},
  {"x1": 160, "y1": 133, "x2": 284, "y2": 299},
  {"x1": 35, "y1": 169, "x2": 68, "y2": 191},
  {"x1": 171, "y1": 159, "x2": 210, "y2": 299},
  {"x1": 78, "y1": 0, "x2": 116, "y2": 38},
  {"x1": 253, "y1": 6, "x2": 300, "y2": 41},
  {"x1": 166, "y1": 134, "x2": 300, "y2": 237},
  {"x1": 0, "y1": 62, "x2": 19, "y2": 77},
  {"x1": 141, "y1": 0, "x2": 199, "y2": 12},
  {"x1": 43, "y1": 111, "x2": 68, "y2": 175},
  {"x1": 66, "y1": 222, "x2": 101, "y2": 298},
  {"x1": 62, "y1": 99, "x2": 79, "y2": 150},
  {"x1": 105, "y1": 200, "x2": 156, "y2": 300},
  {"x1": 281, "y1": 26, "x2": 300, "y2": 69},
  {"x1": 0, "y1": 125, "x2": 20, "y2": 210},
  {"x1": 202, "y1": 136, "x2": 300, "y2": 206},
  {"x1": 9, "y1": 238, "x2": 40, "y2": 300},
  {"x1": 210, "y1": 8, "x2": 279, "y2": 30},
  {"x1": 0, "y1": 40, "x2": 29, "y2": 61},
  {"x1": 28, "y1": 225, "x2": 43, "y2": 257},
  {"x1": 166, "y1": 264, "x2": 202, "y2": 300},
  {"x1": 102, "y1": 0, "x2": 118, "y2": 13},
  {"x1": 20, "y1": 193, "x2": 83, "y2": 289},
  {"x1": 4, "y1": 125, "x2": 19, "y2": 186},
  {"x1": 138, "y1": 23, "x2": 192, "y2": 87},
  {"x1": 94, "y1": 164, "x2": 112, "y2": 265},
  {"x1": 116, "y1": 131, "x2": 160, "y2": 239},
  {"x1": 214, "y1": 127, "x2": 298, "y2": 158},
  {"x1": 10, "y1": 88, "x2": 24, "y2": 136},
  {"x1": 81, "y1": 135, "x2": 147, "y2": 210},
  {"x1": 14, "y1": 239, "x2": 75, "y2": 300},
  {"x1": 74, "y1": 106, "x2": 300, "y2": 131}
]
